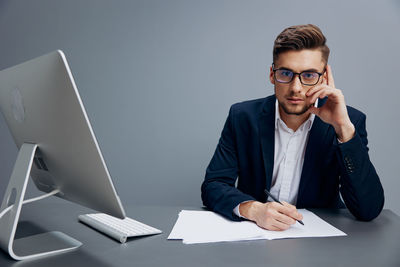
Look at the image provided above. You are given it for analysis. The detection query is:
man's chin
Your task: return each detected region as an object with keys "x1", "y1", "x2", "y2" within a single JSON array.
[{"x1": 280, "y1": 104, "x2": 309, "y2": 116}]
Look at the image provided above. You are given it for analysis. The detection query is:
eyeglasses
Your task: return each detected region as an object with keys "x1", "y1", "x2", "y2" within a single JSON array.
[{"x1": 272, "y1": 64, "x2": 325, "y2": 86}]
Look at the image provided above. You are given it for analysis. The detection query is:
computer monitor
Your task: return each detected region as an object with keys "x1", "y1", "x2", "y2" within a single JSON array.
[{"x1": 0, "y1": 50, "x2": 126, "y2": 260}]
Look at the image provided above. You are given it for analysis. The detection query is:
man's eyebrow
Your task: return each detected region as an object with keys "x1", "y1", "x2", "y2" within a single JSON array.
[
  {"x1": 275, "y1": 66, "x2": 292, "y2": 71},
  {"x1": 302, "y1": 68, "x2": 320, "y2": 72},
  {"x1": 276, "y1": 66, "x2": 321, "y2": 72}
]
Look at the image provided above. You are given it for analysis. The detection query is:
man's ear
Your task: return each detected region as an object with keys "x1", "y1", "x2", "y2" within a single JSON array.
[{"x1": 269, "y1": 66, "x2": 275, "y2": 84}]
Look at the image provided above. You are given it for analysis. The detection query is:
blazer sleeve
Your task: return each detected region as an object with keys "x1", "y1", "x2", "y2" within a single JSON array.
[
  {"x1": 335, "y1": 112, "x2": 384, "y2": 221},
  {"x1": 201, "y1": 105, "x2": 255, "y2": 221}
]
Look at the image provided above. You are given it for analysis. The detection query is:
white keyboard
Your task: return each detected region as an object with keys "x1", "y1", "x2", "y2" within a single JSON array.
[{"x1": 78, "y1": 213, "x2": 162, "y2": 243}]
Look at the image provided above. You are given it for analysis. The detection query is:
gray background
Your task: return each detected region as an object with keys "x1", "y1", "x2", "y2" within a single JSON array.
[{"x1": 0, "y1": 0, "x2": 399, "y2": 214}]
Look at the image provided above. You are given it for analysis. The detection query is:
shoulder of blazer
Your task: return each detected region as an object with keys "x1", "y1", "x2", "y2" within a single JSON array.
[
  {"x1": 230, "y1": 95, "x2": 276, "y2": 117},
  {"x1": 346, "y1": 105, "x2": 366, "y2": 123}
]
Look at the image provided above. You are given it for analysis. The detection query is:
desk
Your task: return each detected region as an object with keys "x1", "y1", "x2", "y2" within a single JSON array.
[{"x1": 0, "y1": 201, "x2": 399, "y2": 267}]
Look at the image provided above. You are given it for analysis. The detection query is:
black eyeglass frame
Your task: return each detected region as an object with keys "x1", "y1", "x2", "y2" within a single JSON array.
[{"x1": 272, "y1": 63, "x2": 326, "y2": 86}]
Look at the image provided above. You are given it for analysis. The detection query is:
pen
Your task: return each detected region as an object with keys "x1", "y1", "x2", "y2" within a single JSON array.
[{"x1": 264, "y1": 189, "x2": 304, "y2": 225}]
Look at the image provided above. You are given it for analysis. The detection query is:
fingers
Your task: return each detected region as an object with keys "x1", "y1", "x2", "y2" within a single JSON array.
[
  {"x1": 306, "y1": 86, "x2": 342, "y2": 106},
  {"x1": 252, "y1": 201, "x2": 304, "y2": 231},
  {"x1": 280, "y1": 201, "x2": 303, "y2": 221},
  {"x1": 271, "y1": 207, "x2": 296, "y2": 225},
  {"x1": 305, "y1": 84, "x2": 327, "y2": 102},
  {"x1": 307, "y1": 87, "x2": 331, "y2": 105},
  {"x1": 254, "y1": 202, "x2": 303, "y2": 231},
  {"x1": 306, "y1": 64, "x2": 336, "y2": 99},
  {"x1": 305, "y1": 84, "x2": 332, "y2": 98},
  {"x1": 269, "y1": 218, "x2": 291, "y2": 231},
  {"x1": 304, "y1": 86, "x2": 326, "y2": 110},
  {"x1": 265, "y1": 225, "x2": 281, "y2": 231}
]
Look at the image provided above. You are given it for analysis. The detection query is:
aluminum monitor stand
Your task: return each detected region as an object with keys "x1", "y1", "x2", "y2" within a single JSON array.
[{"x1": 0, "y1": 143, "x2": 81, "y2": 261}]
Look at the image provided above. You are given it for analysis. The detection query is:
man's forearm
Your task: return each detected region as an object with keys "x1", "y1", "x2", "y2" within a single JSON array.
[
  {"x1": 337, "y1": 133, "x2": 384, "y2": 221},
  {"x1": 201, "y1": 178, "x2": 256, "y2": 221},
  {"x1": 334, "y1": 121, "x2": 355, "y2": 143}
]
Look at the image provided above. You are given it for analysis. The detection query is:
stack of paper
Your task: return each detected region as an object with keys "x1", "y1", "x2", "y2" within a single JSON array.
[{"x1": 168, "y1": 209, "x2": 346, "y2": 244}]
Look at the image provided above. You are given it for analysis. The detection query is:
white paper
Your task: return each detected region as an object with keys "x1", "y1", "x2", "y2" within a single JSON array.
[
  {"x1": 168, "y1": 209, "x2": 346, "y2": 244},
  {"x1": 261, "y1": 209, "x2": 347, "y2": 240},
  {"x1": 168, "y1": 210, "x2": 265, "y2": 244}
]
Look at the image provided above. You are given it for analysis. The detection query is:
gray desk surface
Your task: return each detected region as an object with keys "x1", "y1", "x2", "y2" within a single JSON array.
[{"x1": 0, "y1": 201, "x2": 399, "y2": 267}]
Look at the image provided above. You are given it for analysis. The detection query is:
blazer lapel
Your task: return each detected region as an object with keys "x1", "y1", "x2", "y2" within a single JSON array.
[
  {"x1": 258, "y1": 96, "x2": 276, "y2": 194},
  {"x1": 297, "y1": 99, "x2": 330, "y2": 206}
]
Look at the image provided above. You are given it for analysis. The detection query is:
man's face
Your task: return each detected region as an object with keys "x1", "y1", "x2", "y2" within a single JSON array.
[{"x1": 269, "y1": 49, "x2": 327, "y2": 116}]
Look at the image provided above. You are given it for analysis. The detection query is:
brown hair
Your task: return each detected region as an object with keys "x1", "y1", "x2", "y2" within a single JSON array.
[{"x1": 273, "y1": 24, "x2": 330, "y2": 64}]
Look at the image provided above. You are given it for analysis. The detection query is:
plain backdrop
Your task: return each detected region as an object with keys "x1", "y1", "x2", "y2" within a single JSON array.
[{"x1": 0, "y1": 0, "x2": 399, "y2": 215}]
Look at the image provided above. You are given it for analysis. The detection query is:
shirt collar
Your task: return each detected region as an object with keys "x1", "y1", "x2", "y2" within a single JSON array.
[{"x1": 275, "y1": 98, "x2": 318, "y2": 132}]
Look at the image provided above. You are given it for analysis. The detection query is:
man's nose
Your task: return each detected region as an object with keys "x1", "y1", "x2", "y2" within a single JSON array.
[{"x1": 289, "y1": 74, "x2": 303, "y2": 93}]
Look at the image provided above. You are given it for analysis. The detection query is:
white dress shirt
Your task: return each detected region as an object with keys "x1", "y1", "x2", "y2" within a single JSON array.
[{"x1": 234, "y1": 99, "x2": 318, "y2": 217}]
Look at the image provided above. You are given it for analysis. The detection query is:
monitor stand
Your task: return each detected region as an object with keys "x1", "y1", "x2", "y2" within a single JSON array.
[{"x1": 0, "y1": 143, "x2": 82, "y2": 261}]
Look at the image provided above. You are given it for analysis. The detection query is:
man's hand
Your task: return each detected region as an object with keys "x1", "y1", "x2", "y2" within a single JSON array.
[
  {"x1": 239, "y1": 201, "x2": 303, "y2": 231},
  {"x1": 306, "y1": 65, "x2": 355, "y2": 142}
]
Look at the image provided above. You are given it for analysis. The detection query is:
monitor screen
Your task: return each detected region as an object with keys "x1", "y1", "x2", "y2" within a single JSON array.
[{"x1": 0, "y1": 50, "x2": 126, "y2": 260}]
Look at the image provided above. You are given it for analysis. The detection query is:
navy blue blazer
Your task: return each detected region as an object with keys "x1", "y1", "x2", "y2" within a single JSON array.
[{"x1": 201, "y1": 95, "x2": 384, "y2": 221}]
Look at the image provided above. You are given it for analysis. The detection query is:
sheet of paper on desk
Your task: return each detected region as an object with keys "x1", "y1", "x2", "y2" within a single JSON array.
[
  {"x1": 168, "y1": 209, "x2": 346, "y2": 244},
  {"x1": 168, "y1": 210, "x2": 265, "y2": 243}
]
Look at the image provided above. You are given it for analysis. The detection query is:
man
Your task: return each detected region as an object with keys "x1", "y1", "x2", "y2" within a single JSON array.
[{"x1": 201, "y1": 24, "x2": 384, "y2": 231}]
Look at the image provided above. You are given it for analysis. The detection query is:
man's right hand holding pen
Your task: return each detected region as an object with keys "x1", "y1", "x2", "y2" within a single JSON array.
[{"x1": 238, "y1": 199, "x2": 303, "y2": 231}]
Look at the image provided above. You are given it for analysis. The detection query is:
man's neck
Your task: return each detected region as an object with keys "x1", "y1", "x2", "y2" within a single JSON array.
[{"x1": 278, "y1": 106, "x2": 311, "y2": 132}]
